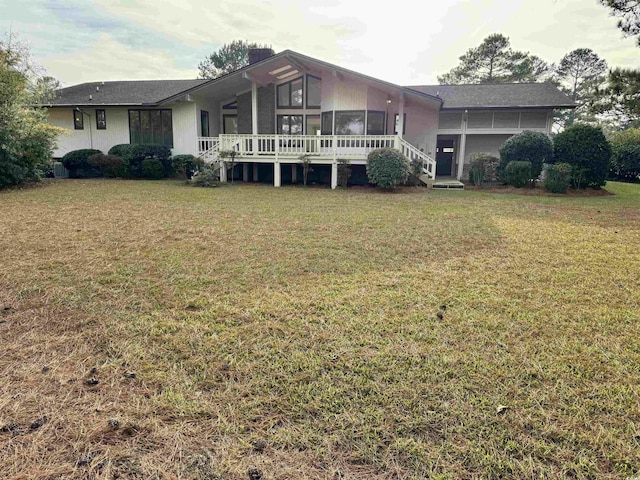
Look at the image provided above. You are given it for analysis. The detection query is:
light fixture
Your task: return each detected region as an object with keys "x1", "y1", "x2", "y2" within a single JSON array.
[
  {"x1": 269, "y1": 65, "x2": 293, "y2": 76},
  {"x1": 277, "y1": 69, "x2": 299, "y2": 80},
  {"x1": 386, "y1": 99, "x2": 392, "y2": 104}
]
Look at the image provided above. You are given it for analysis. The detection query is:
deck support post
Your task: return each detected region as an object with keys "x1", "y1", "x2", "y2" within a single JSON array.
[
  {"x1": 291, "y1": 164, "x2": 297, "y2": 183},
  {"x1": 398, "y1": 93, "x2": 405, "y2": 140},
  {"x1": 220, "y1": 162, "x2": 227, "y2": 183},
  {"x1": 242, "y1": 163, "x2": 249, "y2": 182},
  {"x1": 274, "y1": 162, "x2": 281, "y2": 187},
  {"x1": 456, "y1": 111, "x2": 467, "y2": 181},
  {"x1": 253, "y1": 162, "x2": 259, "y2": 182},
  {"x1": 331, "y1": 162, "x2": 338, "y2": 189}
]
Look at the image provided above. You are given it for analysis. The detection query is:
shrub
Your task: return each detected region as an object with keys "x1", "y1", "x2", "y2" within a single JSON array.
[
  {"x1": 141, "y1": 158, "x2": 165, "y2": 179},
  {"x1": 469, "y1": 153, "x2": 499, "y2": 187},
  {"x1": 61, "y1": 149, "x2": 102, "y2": 178},
  {"x1": 609, "y1": 128, "x2": 640, "y2": 181},
  {"x1": 366, "y1": 148, "x2": 409, "y2": 189},
  {"x1": 190, "y1": 168, "x2": 219, "y2": 187},
  {"x1": 88, "y1": 153, "x2": 128, "y2": 178},
  {"x1": 299, "y1": 154, "x2": 312, "y2": 186},
  {"x1": 498, "y1": 131, "x2": 553, "y2": 181},
  {"x1": 337, "y1": 159, "x2": 351, "y2": 187},
  {"x1": 505, "y1": 161, "x2": 532, "y2": 188},
  {"x1": 107, "y1": 144, "x2": 171, "y2": 177},
  {"x1": 543, "y1": 163, "x2": 572, "y2": 193},
  {"x1": 553, "y1": 124, "x2": 611, "y2": 188},
  {"x1": 171, "y1": 154, "x2": 201, "y2": 179}
]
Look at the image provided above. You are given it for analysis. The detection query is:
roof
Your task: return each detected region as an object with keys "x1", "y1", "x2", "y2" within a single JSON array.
[
  {"x1": 407, "y1": 83, "x2": 576, "y2": 110},
  {"x1": 47, "y1": 79, "x2": 208, "y2": 107}
]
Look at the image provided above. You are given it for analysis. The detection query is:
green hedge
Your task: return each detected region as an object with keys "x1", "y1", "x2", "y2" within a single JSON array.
[
  {"x1": 61, "y1": 149, "x2": 103, "y2": 178},
  {"x1": 553, "y1": 124, "x2": 611, "y2": 188},
  {"x1": 88, "y1": 153, "x2": 128, "y2": 178},
  {"x1": 498, "y1": 131, "x2": 553, "y2": 181},
  {"x1": 609, "y1": 128, "x2": 640, "y2": 182},
  {"x1": 170, "y1": 154, "x2": 201, "y2": 179},
  {"x1": 543, "y1": 163, "x2": 572, "y2": 193},
  {"x1": 141, "y1": 158, "x2": 165, "y2": 179},
  {"x1": 366, "y1": 148, "x2": 409, "y2": 189},
  {"x1": 505, "y1": 161, "x2": 532, "y2": 188},
  {"x1": 107, "y1": 144, "x2": 171, "y2": 178},
  {"x1": 469, "y1": 153, "x2": 499, "y2": 187}
]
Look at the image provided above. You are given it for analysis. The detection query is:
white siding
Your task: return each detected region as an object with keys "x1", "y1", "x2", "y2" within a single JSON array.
[
  {"x1": 48, "y1": 103, "x2": 199, "y2": 157},
  {"x1": 464, "y1": 134, "x2": 513, "y2": 164}
]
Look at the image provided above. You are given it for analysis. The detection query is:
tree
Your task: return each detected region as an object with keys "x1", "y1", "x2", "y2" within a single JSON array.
[
  {"x1": 0, "y1": 32, "x2": 62, "y2": 188},
  {"x1": 554, "y1": 48, "x2": 607, "y2": 127},
  {"x1": 599, "y1": 0, "x2": 640, "y2": 45},
  {"x1": 609, "y1": 128, "x2": 640, "y2": 180},
  {"x1": 437, "y1": 34, "x2": 550, "y2": 84},
  {"x1": 591, "y1": 68, "x2": 640, "y2": 128},
  {"x1": 198, "y1": 40, "x2": 272, "y2": 79}
]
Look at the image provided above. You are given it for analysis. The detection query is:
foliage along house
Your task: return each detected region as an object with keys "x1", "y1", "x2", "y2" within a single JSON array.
[{"x1": 46, "y1": 49, "x2": 575, "y2": 187}]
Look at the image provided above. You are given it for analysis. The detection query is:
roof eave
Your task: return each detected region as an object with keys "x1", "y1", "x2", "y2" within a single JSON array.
[{"x1": 441, "y1": 104, "x2": 577, "y2": 110}]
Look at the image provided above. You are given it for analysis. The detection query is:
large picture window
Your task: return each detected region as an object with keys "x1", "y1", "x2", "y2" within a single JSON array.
[
  {"x1": 277, "y1": 77, "x2": 303, "y2": 108},
  {"x1": 394, "y1": 113, "x2": 407, "y2": 135},
  {"x1": 200, "y1": 110, "x2": 210, "y2": 137},
  {"x1": 367, "y1": 111, "x2": 385, "y2": 135},
  {"x1": 73, "y1": 110, "x2": 83, "y2": 130},
  {"x1": 277, "y1": 115, "x2": 303, "y2": 135},
  {"x1": 335, "y1": 111, "x2": 365, "y2": 135},
  {"x1": 321, "y1": 111, "x2": 333, "y2": 135},
  {"x1": 96, "y1": 109, "x2": 106, "y2": 130},
  {"x1": 306, "y1": 75, "x2": 321, "y2": 109},
  {"x1": 129, "y1": 109, "x2": 173, "y2": 147},
  {"x1": 223, "y1": 115, "x2": 238, "y2": 134}
]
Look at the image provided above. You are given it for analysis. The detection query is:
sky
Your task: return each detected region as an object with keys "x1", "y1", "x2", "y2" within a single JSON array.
[{"x1": 1, "y1": 0, "x2": 638, "y2": 87}]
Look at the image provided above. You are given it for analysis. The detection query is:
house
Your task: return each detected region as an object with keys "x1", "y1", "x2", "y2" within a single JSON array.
[{"x1": 46, "y1": 49, "x2": 575, "y2": 187}]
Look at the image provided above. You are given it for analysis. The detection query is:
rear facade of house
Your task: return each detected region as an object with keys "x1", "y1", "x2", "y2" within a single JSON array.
[{"x1": 47, "y1": 49, "x2": 575, "y2": 187}]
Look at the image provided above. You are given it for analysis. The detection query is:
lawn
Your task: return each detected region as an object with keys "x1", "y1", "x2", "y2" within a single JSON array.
[{"x1": 0, "y1": 180, "x2": 639, "y2": 480}]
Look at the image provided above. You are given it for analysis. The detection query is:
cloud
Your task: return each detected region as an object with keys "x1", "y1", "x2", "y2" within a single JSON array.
[{"x1": 2, "y1": 0, "x2": 638, "y2": 86}]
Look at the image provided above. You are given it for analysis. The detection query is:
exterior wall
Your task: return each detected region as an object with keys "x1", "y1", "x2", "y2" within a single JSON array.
[
  {"x1": 193, "y1": 94, "x2": 220, "y2": 137},
  {"x1": 237, "y1": 91, "x2": 252, "y2": 134},
  {"x1": 258, "y1": 84, "x2": 275, "y2": 134},
  {"x1": 48, "y1": 102, "x2": 199, "y2": 158},
  {"x1": 464, "y1": 133, "x2": 512, "y2": 165},
  {"x1": 48, "y1": 107, "x2": 130, "y2": 158},
  {"x1": 404, "y1": 102, "x2": 439, "y2": 158}
]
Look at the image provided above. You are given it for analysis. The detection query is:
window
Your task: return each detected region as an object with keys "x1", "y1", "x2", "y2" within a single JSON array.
[
  {"x1": 335, "y1": 111, "x2": 365, "y2": 135},
  {"x1": 277, "y1": 115, "x2": 303, "y2": 135},
  {"x1": 468, "y1": 111, "x2": 493, "y2": 129},
  {"x1": 96, "y1": 109, "x2": 106, "y2": 130},
  {"x1": 222, "y1": 101, "x2": 237, "y2": 110},
  {"x1": 438, "y1": 112, "x2": 462, "y2": 129},
  {"x1": 223, "y1": 115, "x2": 238, "y2": 134},
  {"x1": 128, "y1": 109, "x2": 173, "y2": 147},
  {"x1": 73, "y1": 110, "x2": 83, "y2": 130},
  {"x1": 520, "y1": 111, "x2": 548, "y2": 128},
  {"x1": 306, "y1": 75, "x2": 321, "y2": 109},
  {"x1": 367, "y1": 111, "x2": 385, "y2": 135},
  {"x1": 493, "y1": 111, "x2": 519, "y2": 128},
  {"x1": 321, "y1": 111, "x2": 333, "y2": 135},
  {"x1": 277, "y1": 77, "x2": 303, "y2": 108},
  {"x1": 394, "y1": 113, "x2": 406, "y2": 135},
  {"x1": 306, "y1": 115, "x2": 321, "y2": 136},
  {"x1": 200, "y1": 110, "x2": 210, "y2": 137}
]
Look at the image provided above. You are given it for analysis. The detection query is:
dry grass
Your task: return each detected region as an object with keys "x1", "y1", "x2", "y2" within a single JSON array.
[{"x1": 1, "y1": 179, "x2": 639, "y2": 480}]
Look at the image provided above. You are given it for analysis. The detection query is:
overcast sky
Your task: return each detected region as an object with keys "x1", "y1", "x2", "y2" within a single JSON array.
[{"x1": 1, "y1": 0, "x2": 638, "y2": 87}]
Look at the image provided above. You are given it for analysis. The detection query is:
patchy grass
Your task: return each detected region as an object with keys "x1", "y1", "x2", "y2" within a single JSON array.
[{"x1": 1, "y1": 179, "x2": 639, "y2": 480}]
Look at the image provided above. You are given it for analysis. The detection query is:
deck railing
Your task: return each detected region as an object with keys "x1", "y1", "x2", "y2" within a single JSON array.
[{"x1": 197, "y1": 134, "x2": 436, "y2": 178}]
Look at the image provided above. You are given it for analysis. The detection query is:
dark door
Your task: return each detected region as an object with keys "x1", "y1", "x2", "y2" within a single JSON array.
[{"x1": 436, "y1": 138, "x2": 455, "y2": 176}]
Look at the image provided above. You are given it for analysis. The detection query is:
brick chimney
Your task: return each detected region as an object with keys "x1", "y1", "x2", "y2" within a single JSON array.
[{"x1": 248, "y1": 48, "x2": 275, "y2": 65}]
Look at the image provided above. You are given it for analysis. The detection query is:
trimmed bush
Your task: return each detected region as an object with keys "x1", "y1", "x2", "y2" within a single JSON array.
[
  {"x1": 171, "y1": 154, "x2": 201, "y2": 179},
  {"x1": 107, "y1": 144, "x2": 171, "y2": 177},
  {"x1": 469, "y1": 153, "x2": 499, "y2": 187},
  {"x1": 61, "y1": 149, "x2": 102, "y2": 178},
  {"x1": 499, "y1": 131, "x2": 553, "y2": 181},
  {"x1": 505, "y1": 161, "x2": 532, "y2": 188},
  {"x1": 190, "y1": 168, "x2": 219, "y2": 187},
  {"x1": 88, "y1": 153, "x2": 128, "y2": 178},
  {"x1": 543, "y1": 163, "x2": 572, "y2": 193},
  {"x1": 609, "y1": 128, "x2": 640, "y2": 182},
  {"x1": 141, "y1": 158, "x2": 165, "y2": 179},
  {"x1": 553, "y1": 124, "x2": 611, "y2": 188},
  {"x1": 366, "y1": 148, "x2": 409, "y2": 189}
]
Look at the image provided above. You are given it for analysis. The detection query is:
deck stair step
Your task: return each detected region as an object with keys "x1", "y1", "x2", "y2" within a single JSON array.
[{"x1": 432, "y1": 179, "x2": 465, "y2": 190}]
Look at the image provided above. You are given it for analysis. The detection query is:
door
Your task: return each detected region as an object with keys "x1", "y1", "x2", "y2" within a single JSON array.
[{"x1": 436, "y1": 138, "x2": 455, "y2": 176}]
